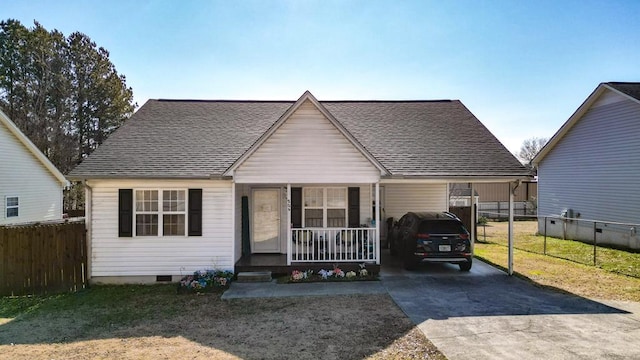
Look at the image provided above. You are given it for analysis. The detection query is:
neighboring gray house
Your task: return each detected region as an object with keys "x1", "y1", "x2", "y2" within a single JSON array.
[
  {"x1": 533, "y1": 82, "x2": 640, "y2": 249},
  {"x1": 0, "y1": 109, "x2": 68, "y2": 225},
  {"x1": 68, "y1": 91, "x2": 529, "y2": 284}
]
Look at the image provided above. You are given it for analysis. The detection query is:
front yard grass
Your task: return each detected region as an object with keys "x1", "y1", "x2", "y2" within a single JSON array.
[
  {"x1": 475, "y1": 230, "x2": 640, "y2": 302},
  {"x1": 0, "y1": 285, "x2": 445, "y2": 360}
]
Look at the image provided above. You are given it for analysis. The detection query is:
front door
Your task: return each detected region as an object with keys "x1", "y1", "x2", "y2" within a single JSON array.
[{"x1": 251, "y1": 188, "x2": 281, "y2": 253}]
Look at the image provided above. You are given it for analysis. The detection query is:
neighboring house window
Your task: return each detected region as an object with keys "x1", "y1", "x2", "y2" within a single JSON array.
[
  {"x1": 303, "y1": 187, "x2": 347, "y2": 227},
  {"x1": 6, "y1": 196, "x2": 19, "y2": 218},
  {"x1": 134, "y1": 190, "x2": 186, "y2": 236}
]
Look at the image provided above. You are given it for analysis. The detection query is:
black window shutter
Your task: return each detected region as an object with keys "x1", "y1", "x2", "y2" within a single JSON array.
[
  {"x1": 188, "y1": 189, "x2": 203, "y2": 236},
  {"x1": 291, "y1": 187, "x2": 302, "y2": 228},
  {"x1": 348, "y1": 187, "x2": 360, "y2": 228},
  {"x1": 118, "y1": 189, "x2": 133, "y2": 237}
]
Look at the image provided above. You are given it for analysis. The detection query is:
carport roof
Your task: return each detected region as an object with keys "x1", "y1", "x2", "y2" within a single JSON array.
[{"x1": 68, "y1": 91, "x2": 530, "y2": 180}]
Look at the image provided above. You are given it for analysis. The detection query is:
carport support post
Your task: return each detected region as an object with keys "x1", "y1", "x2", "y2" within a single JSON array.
[
  {"x1": 470, "y1": 182, "x2": 476, "y2": 250},
  {"x1": 508, "y1": 182, "x2": 515, "y2": 276}
]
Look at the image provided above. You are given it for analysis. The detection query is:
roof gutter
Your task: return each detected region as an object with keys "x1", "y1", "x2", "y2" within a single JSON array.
[
  {"x1": 381, "y1": 174, "x2": 532, "y2": 184},
  {"x1": 65, "y1": 174, "x2": 233, "y2": 181}
]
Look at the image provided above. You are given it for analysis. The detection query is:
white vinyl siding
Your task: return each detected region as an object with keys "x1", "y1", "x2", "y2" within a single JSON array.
[
  {"x1": 383, "y1": 183, "x2": 448, "y2": 220},
  {"x1": 87, "y1": 179, "x2": 234, "y2": 276},
  {"x1": 0, "y1": 119, "x2": 63, "y2": 225},
  {"x1": 234, "y1": 100, "x2": 380, "y2": 184},
  {"x1": 538, "y1": 95, "x2": 640, "y2": 225}
]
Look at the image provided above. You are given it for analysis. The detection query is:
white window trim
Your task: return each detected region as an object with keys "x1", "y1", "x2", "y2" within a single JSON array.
[
  {"x1": 133, "y1": 189, "x2": 188, "y2": 237},
  {"x1": 302, "y1": 187, "x2": 348, "y2": 228},
  {"x1": 5, "y1": 196, "x2": 19, "y2": 218}
]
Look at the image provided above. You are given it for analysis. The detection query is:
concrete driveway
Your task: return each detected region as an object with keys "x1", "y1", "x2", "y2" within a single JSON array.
[{"x1": 380, "y1": 252, "x2": 640, "y2": 360}]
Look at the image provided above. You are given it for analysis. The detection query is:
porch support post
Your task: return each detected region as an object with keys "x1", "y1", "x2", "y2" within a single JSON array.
[
  {"x1": 375, "y1": 182, "x2": 380, "y2": 265},
  {"x1": 231, "y1": 181, "x2": 236, "y2": 271},
  {"x1": 508, "y1": 182, "x2": 515, "y2": 276},
  {"x1": 287, "y1": 183, "x2": 292, "y2": 266}
]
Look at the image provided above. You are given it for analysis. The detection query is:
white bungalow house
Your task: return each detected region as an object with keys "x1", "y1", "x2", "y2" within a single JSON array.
[
  {"x1": 533, "y1": 82, "x2": 640, "y2": 250},
  {"x1": 68, "y1": 91, "x2": 529, "y2": 283},
  {"x1": 0, "y1": 109, "x2": 68, "y2": 225}
]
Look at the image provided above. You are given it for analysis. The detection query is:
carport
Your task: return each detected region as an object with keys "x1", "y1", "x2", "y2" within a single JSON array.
[{"x1": 383, "y1": 178, "x2": 526, "y2": 275}]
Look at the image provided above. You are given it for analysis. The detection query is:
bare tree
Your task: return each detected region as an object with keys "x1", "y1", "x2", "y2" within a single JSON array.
[{"x1": 516, "y1": 137, "x2": 548, "y2": 171}]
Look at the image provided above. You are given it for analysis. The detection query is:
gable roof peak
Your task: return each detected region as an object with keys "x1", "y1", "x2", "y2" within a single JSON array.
[
  {"x1": 223, "y1": 90, "x2": 389, "y2": 176},
  {"x1": 0, "y1": 109, "x2": 68, "y2": 186},
  {"x1": 603, "y1": 82, "x2": 640, "y2": 102}
]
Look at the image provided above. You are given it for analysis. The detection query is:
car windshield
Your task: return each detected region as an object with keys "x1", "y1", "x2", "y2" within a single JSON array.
[{"x1": 418, "y1": 220, "x2": 465, "y2": 234}]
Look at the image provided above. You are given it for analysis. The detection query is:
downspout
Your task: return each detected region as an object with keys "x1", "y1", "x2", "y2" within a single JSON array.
[{"x1": 83, "y1": 180, "x2": 93, "y2": 282}]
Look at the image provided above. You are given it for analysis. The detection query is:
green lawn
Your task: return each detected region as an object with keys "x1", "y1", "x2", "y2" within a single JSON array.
[{"x1": 479, "y1": 221, "x2": 640, "y2": 278}]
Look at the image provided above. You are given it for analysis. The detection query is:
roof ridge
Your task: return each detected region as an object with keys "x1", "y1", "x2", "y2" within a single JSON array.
[
  {"x1": 154, "y1": 99, "x2": 456, "y2": 103},
  {"x1": 155, "y1": 99, "x2": 295, "y2": 103}
]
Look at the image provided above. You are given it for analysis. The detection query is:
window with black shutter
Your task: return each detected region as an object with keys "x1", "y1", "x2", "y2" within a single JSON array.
[
  {"x1": 188, "y1": 189, "x2": 202, "y2": 236},
  {"x1": 291, "y1": 187, "x2": 302, "y2": 228},
  {"x1": 348, "y1": 187, "x2": 360, "y2": 228},
  {"x1": 118, "y1": 189, "x2": 133, "y2": 237}
]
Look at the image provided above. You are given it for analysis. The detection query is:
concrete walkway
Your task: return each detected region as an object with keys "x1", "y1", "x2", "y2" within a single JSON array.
[
  {"x1": 221, "y1": 280, "x2": 386, "y2": 299},
  {"x1": 222, "y1": 255, "x2": 640, "y2": 359}
]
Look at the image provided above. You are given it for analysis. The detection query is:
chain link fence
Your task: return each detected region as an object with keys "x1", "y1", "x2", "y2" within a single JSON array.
[{"x1": 477, "y1": 213, "x2": 640, "y2": 278}]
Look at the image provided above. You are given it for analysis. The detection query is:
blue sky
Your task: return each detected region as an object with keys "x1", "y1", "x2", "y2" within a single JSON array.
[{"x1": 4, "y1": 0, "x2": 640, "y2": 153}]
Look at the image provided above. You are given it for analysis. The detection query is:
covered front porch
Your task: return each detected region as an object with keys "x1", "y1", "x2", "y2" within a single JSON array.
[{"x1": 233, "y1": 182, "x2": 382, "y2": 272}]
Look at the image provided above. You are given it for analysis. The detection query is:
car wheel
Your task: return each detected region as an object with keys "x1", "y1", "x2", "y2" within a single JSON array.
[
  {"x1": 459, "y1": 260, "x2": 472, "y2": 272},
  {"x1": 403, "y1": 255, "x2": 419, "y2": 270}
]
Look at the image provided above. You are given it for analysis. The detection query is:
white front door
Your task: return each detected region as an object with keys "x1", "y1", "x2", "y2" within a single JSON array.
[{"x1": 251, "y1": 188, "x2": 281, "y2": 253}]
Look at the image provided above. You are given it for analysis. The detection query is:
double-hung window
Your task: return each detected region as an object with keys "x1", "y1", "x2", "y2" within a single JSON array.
[
  {"x1": 5, "y1": 196, "x2": 19, "y2": 218},
  {"x1": 134, "y1": 190, "x2": 186, "y2": 236},
  {"x1": 303, "y1": 187, "x2": 347, "y2": 228}
]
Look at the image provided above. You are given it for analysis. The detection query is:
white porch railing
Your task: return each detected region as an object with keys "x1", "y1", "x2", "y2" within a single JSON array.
[{"x1": 290, "y1": 227, "x2": 377, "y2": 263}]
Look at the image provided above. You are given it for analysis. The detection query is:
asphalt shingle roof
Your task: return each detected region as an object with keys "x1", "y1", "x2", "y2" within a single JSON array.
[
  {"x1": 68, "y1": 98, "x2": 529, "y2": 179},
  {"x1": 607, "y1": 82, "x2": 640, "y2": 101}
]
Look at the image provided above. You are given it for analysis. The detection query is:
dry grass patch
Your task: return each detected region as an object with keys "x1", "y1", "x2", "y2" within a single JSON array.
[{"x1": 0, "y1": 285, "x2": 445, "y2": 360}]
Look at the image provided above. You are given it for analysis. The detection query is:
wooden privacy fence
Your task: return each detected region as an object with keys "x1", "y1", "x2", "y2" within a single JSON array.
[{"x1": 0, "y1": 221, "x2": 87, "y2": 297}]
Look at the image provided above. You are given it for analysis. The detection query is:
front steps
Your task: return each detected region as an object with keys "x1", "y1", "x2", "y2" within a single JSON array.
[{"x1": 236, "y1": 271, "x2": 273, "y2": 283}]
